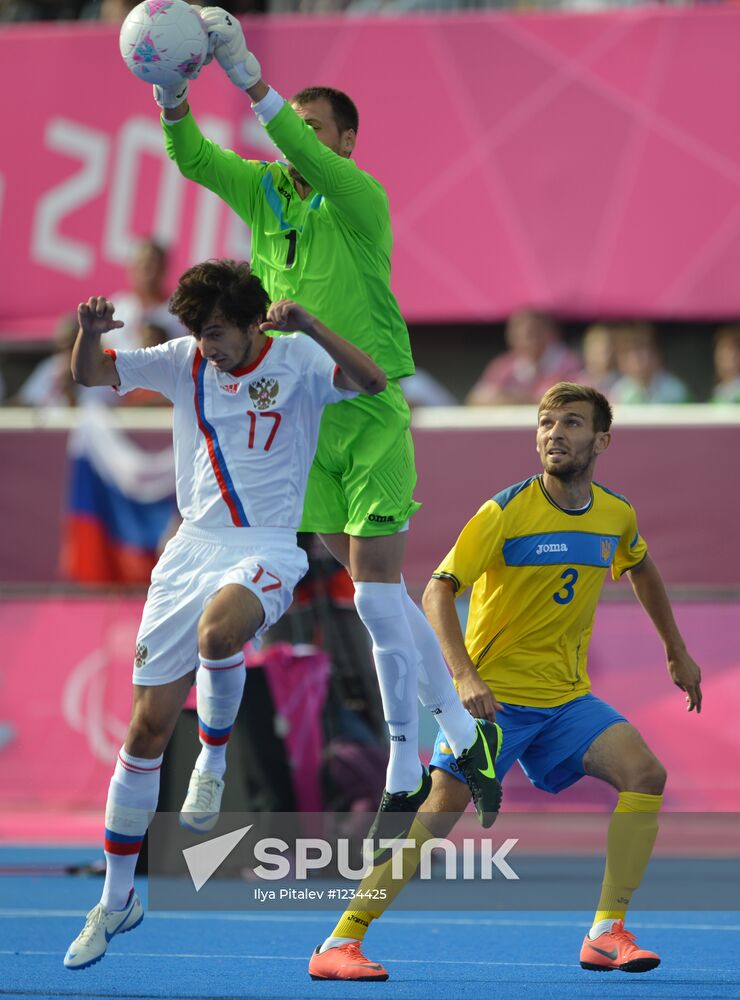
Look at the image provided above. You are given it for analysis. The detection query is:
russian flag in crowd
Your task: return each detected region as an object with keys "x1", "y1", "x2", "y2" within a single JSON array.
[{"x1": 61, "y1": 407, "x2": 176, "y2": 584}]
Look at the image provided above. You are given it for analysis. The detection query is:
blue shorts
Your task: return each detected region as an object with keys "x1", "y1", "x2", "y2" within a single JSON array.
[{"x1": 430, "y1": 694, "x2": 626, "y2": 795}]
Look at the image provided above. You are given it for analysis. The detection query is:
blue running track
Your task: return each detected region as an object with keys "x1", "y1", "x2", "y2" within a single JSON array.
[{"x1": 1, "y1": 848, "x2": 739, "y2": 1000}]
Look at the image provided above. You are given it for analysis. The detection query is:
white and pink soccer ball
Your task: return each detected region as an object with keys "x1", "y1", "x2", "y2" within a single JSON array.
[{"x1": 119, "y1": 0, "x2": 208, "y2": 88}]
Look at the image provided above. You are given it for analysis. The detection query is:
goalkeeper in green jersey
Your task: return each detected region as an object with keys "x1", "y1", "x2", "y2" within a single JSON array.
[{"x1": 151, "y1": 9, "x2": 502, "y2": 831}]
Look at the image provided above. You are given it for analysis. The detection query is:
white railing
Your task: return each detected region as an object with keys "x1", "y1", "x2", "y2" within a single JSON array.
[
  {"x1": 0, "y1": 403, "x2": 738, "y2": 431},
  {"x1": 411, "y1": 404, "x2": 740, "y2": 429}
]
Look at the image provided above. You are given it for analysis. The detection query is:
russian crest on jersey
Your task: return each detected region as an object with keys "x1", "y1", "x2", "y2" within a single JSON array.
[
  {"x1": 249, "y1": 378, "x2": 280, "y2": 411},
  {"x1": 119, "y1": 0, "x2": 208, "y2": 88}
]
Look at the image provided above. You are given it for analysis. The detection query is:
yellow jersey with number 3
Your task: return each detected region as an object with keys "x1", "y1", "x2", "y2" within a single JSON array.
[{"x1": 432, "y1": 475, "x2": 648, "y2": 707}]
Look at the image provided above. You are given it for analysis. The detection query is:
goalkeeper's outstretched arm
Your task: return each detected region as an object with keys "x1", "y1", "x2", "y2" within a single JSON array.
[
  {"x1": 155, "y1": 6, "x2": 267, "y2": 119},
  {"x1": 156, "y1": 7, "x2": 382, "y2": 235}
]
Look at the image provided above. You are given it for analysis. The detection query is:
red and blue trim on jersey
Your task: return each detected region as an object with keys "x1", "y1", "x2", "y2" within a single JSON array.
[{"x1": 192, "y1": 350, "x2": 250, "y2": 527}]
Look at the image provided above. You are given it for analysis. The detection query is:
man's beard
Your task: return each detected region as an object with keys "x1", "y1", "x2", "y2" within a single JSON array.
[{"x1": 546, "y1": 449, "x2": 593, "y2": 481}]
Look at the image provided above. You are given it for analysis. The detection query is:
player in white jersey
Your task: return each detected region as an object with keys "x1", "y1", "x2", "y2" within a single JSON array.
[{"x1": 63, "y1": 259, "x2": 386, "y2": 971}]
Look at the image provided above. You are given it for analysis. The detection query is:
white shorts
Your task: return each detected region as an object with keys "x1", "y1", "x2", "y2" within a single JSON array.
[{"x1": 132, "y1": 523, "x2": 309, "y2": 686}]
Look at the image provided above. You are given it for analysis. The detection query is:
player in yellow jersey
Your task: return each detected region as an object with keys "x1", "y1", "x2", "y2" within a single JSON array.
[{"x1": 309, "y1": 382, "x2": 702, "y2": 981}]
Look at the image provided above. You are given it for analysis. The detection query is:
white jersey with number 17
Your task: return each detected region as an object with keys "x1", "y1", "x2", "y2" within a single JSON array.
[{"x1": 110, "y1": 334, "x2": 357, "y2": 530}]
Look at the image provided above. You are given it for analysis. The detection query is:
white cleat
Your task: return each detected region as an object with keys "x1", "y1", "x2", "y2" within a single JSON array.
[
  {"x1": 64, "y1": 890, "x2": 143, "y2": 970},
  {"x1": 179, "y1": 768, "x2": 225, "y2": 833}
]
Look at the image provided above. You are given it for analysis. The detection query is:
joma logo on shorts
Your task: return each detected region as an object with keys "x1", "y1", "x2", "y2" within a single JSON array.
[
  {"x1": 368, "y1": 514, "x2": 394, "y2": 523},
  {"x1": 536, "y1": 542, "x2": 568, "y2": 555}
]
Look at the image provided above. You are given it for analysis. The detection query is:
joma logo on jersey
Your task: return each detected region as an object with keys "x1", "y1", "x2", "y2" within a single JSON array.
[
  {"x1": 249, "y1": 377, "x2": 279, "y2": 410},
  {"x1": 600, "y1": 538, "x2": 615, "y2": 562},
  {"x1": 536, "y1": 542, "x2": 568, "y2": 555},
  {"x1": 220, "y1": 383, "x2": 239, "y2": 394}
]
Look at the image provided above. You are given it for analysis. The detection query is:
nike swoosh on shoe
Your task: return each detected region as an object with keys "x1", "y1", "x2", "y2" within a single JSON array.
[
  {"x1": 477, "y1": 726, "x2": 496, "y2": 779},
  {"x1": 588, "y1": 945, "x2": 618, "y2": 960},
  {"x1": 104, "y1": 905, "x2": 133, "y2": 942}
]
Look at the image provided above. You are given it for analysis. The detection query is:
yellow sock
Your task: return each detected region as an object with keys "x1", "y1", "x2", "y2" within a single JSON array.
[
  {"x1": 330, "y1": 910, "x2": 375, "y2": 942},
  {"x1": 594, "y1": 790, "x2": 663, "y2": 925},
  {"x1": 329, "y1": 815, "x2": 437, "y2": 942}
]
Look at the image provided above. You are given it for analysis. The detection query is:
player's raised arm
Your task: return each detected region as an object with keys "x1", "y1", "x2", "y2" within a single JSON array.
[
  {"x1": 152, "y1": 13, "x2": 266, "y2": 228},
  {"x1": 196, "y1": 9, "x2": 385, "y2": 237},
  {"x1": 628, "y1": 554, "x2": 703, "y2": 713},
  {"x1": 151, "y1": 6, "x2": 262, "y2": 118},
  {"x1": 261, "y1": 300, "x2": 386, "y2": 396},
  {"x1": 72, "y1": 298, "x2": 122, "y2": 387}
]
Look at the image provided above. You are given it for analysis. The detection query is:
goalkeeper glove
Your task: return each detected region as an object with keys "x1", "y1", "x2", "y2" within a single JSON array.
[
  {"x1": 199, "y1": 6, "x2": 262, "y2": 91},
  {"x1": 153, "y1": 79, "x2": 190, "y2": 110},
  {"x1": 152, "y1": 8, "x2": 210, "y2": 111}
]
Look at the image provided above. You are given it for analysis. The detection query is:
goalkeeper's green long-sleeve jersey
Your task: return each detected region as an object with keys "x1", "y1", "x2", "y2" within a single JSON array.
[{"x1": 163, "y1": 102, "x2": 415, "y2": 380}]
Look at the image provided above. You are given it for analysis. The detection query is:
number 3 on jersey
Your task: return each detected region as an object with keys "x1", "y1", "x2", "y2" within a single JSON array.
[{"x1": 553, "y1": 568, "x2": 579, "y2": 605}]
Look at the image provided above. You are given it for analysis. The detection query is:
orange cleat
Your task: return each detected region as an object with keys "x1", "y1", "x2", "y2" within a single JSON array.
[
  {"x1": 308, "y1": 941, "x2": 389, "y2": 981},
  {"x1": 580, "y1": 919, "x2": 660, "y2": 973}
]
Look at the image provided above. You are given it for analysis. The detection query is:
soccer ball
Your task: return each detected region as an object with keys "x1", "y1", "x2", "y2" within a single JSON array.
[{"x1": 119, "y1": 0, "x2": 208, "y2": 88}]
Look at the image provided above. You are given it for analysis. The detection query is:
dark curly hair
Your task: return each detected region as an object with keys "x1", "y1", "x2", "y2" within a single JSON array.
[{"x1": 169, "y1": 259, "x2": 269, "y2": 336}]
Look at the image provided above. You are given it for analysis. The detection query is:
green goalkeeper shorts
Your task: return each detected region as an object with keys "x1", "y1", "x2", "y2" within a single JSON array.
[{"x1": 300, "y1": 379, "x2": 421, "y2": 537}]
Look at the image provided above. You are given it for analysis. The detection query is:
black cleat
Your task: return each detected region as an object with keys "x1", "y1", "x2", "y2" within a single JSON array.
[
  {"x1": 456, "y1": 720, "x2": 503, "y2": 828},
  {"x1": 367, "y1": 768, "x2": 432, "y2": 863}
]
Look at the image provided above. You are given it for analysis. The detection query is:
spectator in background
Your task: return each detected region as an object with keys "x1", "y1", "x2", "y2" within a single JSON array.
[
  {"x1": 14, "y1": 315, "x2": 79, "y2": 407},
  {"x1": 14, "y1": 309, "x2": 176, "y2": 409},
  {"x1": 711, "y1": 324, "x2": 740, "y2": 404},
  {"x1": 101, "y1": 240, "x2": 187, "y2": 352},
  {"x1": 96, "y1": 0, "x2": 138, "y2": 21},
  {"x1": 576, "y1": 323, "x2": 620, "y2": 398},
  {"x1": 400, "y1": 368, "x2": 457, "y2": 410},
  {"x1": 611, "y1": 323, "x2": 690, "y2": 404},
  {"x1": 466, "y1": 308, "x2": 581, "y2": 406}
]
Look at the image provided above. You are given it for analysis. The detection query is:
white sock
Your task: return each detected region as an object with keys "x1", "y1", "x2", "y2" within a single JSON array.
[
  {"x1": 589, "y1": 918, "x2": 618, "y2": 939},
  {"x1": 401, "y1": 582, "x2": 477, "y2": 756},
  {"x1": 195, "y1": 652, "x2": 246, "y2": 779},
  {"x1": 353, "y1": 581, "x2": 421, "y2": 794},
  {"x1": 320, "y1": 936, "x2": 357, "y2": 953},
  {"x1": 387, "y1": 718, "x2": 419, "y2": 792},
  {"x1": 101, "y1": 747, "x2": 162, "y2": 911}
]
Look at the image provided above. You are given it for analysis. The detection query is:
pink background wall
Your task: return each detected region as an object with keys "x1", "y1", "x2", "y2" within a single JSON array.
[
  {"x1": 0, "y1": 598, "x2": 736, "y2": 814},
  {"x1": 4, "y1": 7, "x2": 740, "y2": 336}
]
